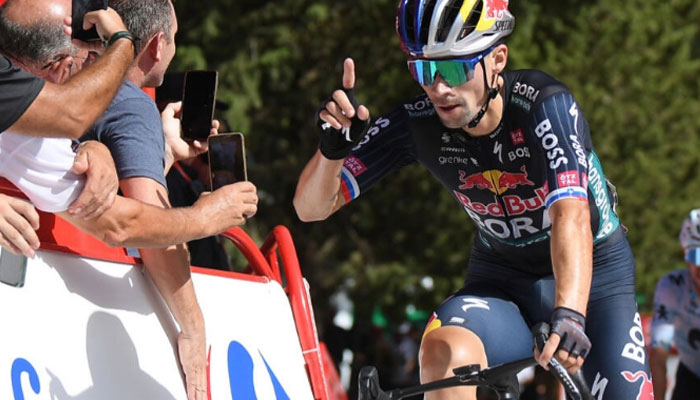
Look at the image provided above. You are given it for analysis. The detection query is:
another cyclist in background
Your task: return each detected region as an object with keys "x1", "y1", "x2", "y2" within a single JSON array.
[
  {"x1": 650, "y1": 208, "x2": 700, "y2": 400},
  {"x1": 293, "y1": 1, "x2": 651, "y2": 399}
]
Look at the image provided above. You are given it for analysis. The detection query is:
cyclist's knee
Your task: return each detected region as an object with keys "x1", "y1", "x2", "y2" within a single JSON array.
[{"x1": 420, "y1": 326, "x2": 487, "y2": 382}]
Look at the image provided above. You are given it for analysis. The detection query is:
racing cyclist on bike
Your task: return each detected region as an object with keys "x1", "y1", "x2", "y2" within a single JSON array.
[
  {"x1": 294, "y1": 1, "x2": 652, "y2": 399},
  {"x1": 650, "y1": 208, "x2": 700, "y2": 400}
]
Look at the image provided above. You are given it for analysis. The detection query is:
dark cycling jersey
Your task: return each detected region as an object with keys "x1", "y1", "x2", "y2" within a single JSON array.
[{"x1": 340, "y1": 69, "x2": 621, "y2": 274}]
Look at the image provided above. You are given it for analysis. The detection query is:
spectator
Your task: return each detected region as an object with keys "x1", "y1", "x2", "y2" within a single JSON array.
[
  {"x1": 0, "y1": 4, "x2": 135, "y2": 256},
  {"x1": 650, "y1": 208, "x2": 700, "y2": 400},
  {"x1": 0, "y1": 1, "x2": 257, "y2": 398},
  {"x1": 158, "y1": 72, "x2": 232, "y2": 270}
]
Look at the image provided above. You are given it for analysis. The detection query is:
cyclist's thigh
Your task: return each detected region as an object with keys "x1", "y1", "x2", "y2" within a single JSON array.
[
  {"x1": 584, "y1": 238, "x2": 652, "y2": 400},
  {"x1": 427, "y1": 281, "x2": 532, "y2": 366},
  {"x1": 671, "y1": 362, "x2": 700, "y2": 400}
]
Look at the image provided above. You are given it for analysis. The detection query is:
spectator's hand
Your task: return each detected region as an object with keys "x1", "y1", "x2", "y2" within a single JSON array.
[
  {"x1": 65, "y1": 8, "x2": 129, "y2": 53},
  {"x1": 178, "y1": 331, "x2": 207, "y2": 400},
  {"x1": 162, "y1": 101, "x2": 218, "y2": 172},
  {"x1": 317, "y1": 57, "x2": 371, "y2": 160},
  {"x1": 68, "y1": 141, "x2": 118, "y2": 219},
  {"x1": 0, "y1": 194, "x2": 40, "y2": 258},
  {"x1": 194, "y1": 181, "x2": 258, "y2": 235}
]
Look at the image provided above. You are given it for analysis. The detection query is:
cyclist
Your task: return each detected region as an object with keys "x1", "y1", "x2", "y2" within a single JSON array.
[
  {"x1": 293, "y1": 1, "x2": 651, "y2": 399},
  {"x1": 650, "y1": 208, "x2": 700, "y2": 399}
]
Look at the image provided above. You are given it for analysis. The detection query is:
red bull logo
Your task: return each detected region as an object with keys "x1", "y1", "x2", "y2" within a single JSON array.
[
  {"x1": 485, "y1": 0, "x2": 509, "y2": 19},
  {"x1": 620, "y1": 370, "x2": 653, "y2": 400},
  {"x1": 458, "y1": 166, "x2": 534, "y2": 195}
]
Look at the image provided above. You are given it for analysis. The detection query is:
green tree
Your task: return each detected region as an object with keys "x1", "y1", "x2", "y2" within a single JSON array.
[{"x1": 169, "y1": 0, "x2": 700, "y2": 333}]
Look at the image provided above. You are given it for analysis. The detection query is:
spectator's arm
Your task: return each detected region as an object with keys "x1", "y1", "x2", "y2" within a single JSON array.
[
  {"x1": 10, "y1": 38, "x2": 133, "y2": 139},
  {"x1": 120, "y1": 176, "x2": 207, "y2": 398},
  {"x1": 649, "y1": 346, "x2": 669, "y2": 400},
  {"x1": 57, "y1": 180, "x2": 258, "y2": 248}
]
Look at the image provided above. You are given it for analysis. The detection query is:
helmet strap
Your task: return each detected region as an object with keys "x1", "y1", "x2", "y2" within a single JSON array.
[{"x1": 467, "y1": 59, "x2": 500, "y2": 129}]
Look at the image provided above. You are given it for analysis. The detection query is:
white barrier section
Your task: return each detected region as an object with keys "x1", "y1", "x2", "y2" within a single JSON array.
[{"x1": 0, "y1": 249, "x2": 314, "y2": 400}]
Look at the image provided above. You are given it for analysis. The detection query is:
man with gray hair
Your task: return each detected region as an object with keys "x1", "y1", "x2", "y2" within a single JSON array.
[
  {"x1": 0, "y1": 1, "x2": 259, "y2": 398},
  {"x1": 0, "y1": 5, "x2": 134, "y2": 256}
]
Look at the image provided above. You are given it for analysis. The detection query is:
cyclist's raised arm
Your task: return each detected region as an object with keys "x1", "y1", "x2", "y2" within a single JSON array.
[
  {"x1": 294, "y1": 150, "x2": 347, "y2": 221},
  {"x1": 294, "y1": 58, "x2": 370, "y2": 222}
]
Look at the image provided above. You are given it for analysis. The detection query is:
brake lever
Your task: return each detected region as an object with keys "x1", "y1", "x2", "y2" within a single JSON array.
[
  {"x1": 532, "y1": 322, "x2": 586, "y2": 400},
  {"x1": 358, "y1": 366, "x2": 392, "y2": 400}
]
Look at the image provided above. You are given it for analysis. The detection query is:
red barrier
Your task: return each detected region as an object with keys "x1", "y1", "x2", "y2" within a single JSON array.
[{"x1": 0, "y1": 178, "x2": 347, "y2": 399}]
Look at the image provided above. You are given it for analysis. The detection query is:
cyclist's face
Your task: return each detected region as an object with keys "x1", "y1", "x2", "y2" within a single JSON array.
[
  {"x1": 419, "y1": 45, "x2": 506, "y2": 130},
  {"x1": 420, "y1": 61, "x2": 486, "y2": 129}
]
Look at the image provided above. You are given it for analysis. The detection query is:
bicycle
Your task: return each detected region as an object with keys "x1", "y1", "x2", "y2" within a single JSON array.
[{"x1": 358, "y1": 323, "x2": 593, "y2": 400}]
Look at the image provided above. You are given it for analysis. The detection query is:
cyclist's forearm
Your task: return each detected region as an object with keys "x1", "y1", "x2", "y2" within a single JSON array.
[
  {"x1": 294, "y1": 150, "x2": 346, "y2": 221},
  {"x1": 549, "y1": 199, "x2": 593, "y2": 314}
]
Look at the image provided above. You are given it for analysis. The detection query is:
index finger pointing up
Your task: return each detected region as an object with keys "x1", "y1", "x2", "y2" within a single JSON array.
[{"x1": 343, "y1": 58, "x2": 356, "y2": 90}]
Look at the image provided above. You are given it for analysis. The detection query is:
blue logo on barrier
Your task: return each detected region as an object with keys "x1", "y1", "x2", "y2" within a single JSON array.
[
  {"x1": 11, "y1": 358, "x2": 40, "y2": 400},
  {"x1": 227, "y1": 341, "x2": 290, "y2": 399}
]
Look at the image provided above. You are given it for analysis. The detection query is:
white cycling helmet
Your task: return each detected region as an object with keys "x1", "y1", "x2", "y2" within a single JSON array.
[
  {"x1": 396, "y1": 0, "x2": 515, "y2": 58},
  {"x1": 679, "y1": 208, "x2": 700, "y2": 250}
]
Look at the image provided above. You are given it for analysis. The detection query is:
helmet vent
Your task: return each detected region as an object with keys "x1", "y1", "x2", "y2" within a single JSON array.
[
  {"x1": 403, "y1": 0, "x2": 417, "y2": 45},
  {"x1": 419, "y1": 0, "x2": 438, "y2": 45},
  {"x1": 437, "y1": 0, "x2": 463, "y2": 43},
  {"x1": 458, "y1": 0, "x2": 483, "y2": 40}
]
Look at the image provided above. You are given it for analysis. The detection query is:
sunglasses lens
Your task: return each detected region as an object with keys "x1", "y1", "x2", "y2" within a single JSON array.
[
  {"x1": 407, "y1": 59, "x2": 476, "y2": 87},
  {"x1": 686, "y1": 248, "x2": 700, "y2": 266}
]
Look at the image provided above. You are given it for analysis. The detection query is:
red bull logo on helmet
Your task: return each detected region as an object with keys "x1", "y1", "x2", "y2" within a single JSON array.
[
  {"x1": 620, "y1": 370, "x2": 653, "y2": 400},
  {"x1": 485, "y1": 0, "x2": 509, "y2": 19},
  {"x1": 458, "y1": 166, "x2": 534, "y2": 195}
]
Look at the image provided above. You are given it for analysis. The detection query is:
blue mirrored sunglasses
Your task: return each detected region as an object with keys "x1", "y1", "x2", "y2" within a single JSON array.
[
  {"x1": 686, "y1": 248, "x2": 700, "y2": 266},
  {"x1": 407, "y1": 46, "x2": 494, "y2": 87}
]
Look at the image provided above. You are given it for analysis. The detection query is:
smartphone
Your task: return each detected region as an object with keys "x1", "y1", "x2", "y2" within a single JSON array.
[
  {"x1": 0, "y1": 248, "x2": 28, "y2": 288},
  {"x1": 208, "y1": 133, "x2": 248, "y2": 190},
  {"x1": 71, "y1": 0, "x2": 108, "y2": 42},
  {"x1": 181, "y1": 70, "x2": 219, "y2": 142}
]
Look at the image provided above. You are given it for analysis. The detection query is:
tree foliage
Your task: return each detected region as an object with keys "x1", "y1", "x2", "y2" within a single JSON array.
[{"x1": 170, "y1": 0, "x2": 700, "y2": 329}]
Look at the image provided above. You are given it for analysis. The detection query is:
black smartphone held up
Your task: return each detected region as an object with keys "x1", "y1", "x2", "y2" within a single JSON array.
[
  {"x1": 181, "y1": 70, "x2": 219, "y2": 142},
  {"x1": 208, "y1": 133, "x2": 248, "y2": 190},
  {"x1": 71, "y1": 0, "x2": 108, "y2": 42},
  {"x1": 0, "y1": 248, "x2": 28, "y2": 288}
]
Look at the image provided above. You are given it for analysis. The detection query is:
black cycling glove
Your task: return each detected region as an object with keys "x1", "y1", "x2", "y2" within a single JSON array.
[
  {"x1": 550, "y1": 307, "x2": 592, "y2": 358},
  {"x1": 316, "y1": 89, "x2": 371, "y2": 160}
]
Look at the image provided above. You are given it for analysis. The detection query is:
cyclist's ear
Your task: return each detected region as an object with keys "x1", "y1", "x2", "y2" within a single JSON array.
[{"x1": 491, "y1": 44, "x2": 508, "y2": 75}]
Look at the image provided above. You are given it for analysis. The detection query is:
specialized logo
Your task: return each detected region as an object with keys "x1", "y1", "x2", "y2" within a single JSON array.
[
  {"x1": 458, "y1": 166, "x2": 534, "y2": 195},
  {"x1": 620, "y1": 370, "x2": 653, "y2": 400},
  {"x1": 461, "y1": 298, "x2": 490, "y2": 313}
]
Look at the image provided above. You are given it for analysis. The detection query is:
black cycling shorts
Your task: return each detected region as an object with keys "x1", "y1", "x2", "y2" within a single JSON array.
[{"x1": 424, "y1": 230, "x2": 653, "y2": 400}]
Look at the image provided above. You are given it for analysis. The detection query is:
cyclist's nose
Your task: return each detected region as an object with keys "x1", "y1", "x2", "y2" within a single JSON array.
[{"x1": 424, "y1": 73, "x2": 453, "y2": 94}]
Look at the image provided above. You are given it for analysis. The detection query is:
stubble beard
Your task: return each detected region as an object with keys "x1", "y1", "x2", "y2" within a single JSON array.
[{"x1": 437, "y1": 98, "x2": 476, "y2": 129}]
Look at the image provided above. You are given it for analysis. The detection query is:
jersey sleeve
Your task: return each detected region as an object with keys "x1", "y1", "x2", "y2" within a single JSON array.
[
  {"x1": 339, "y1": 105, "x2": 418, "y2": 203},
  {"x1": 528, "y1": 91, "x2": 590, "y2": 209},
  {"x1": 88, "y1": 95, "x2": 167, "y2": 189},
  {"x1": 0, "y1": 56, "x2": 45, "y2": 132},
  {"x1": 650, "y1": 272, "x2": 679, "y2": 350},
  {"x1": 0, "y1": 133, "x2": 83, "y2": 212}
]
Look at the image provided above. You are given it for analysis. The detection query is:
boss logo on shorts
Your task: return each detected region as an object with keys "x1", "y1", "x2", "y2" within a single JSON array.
[{"x1": 621, "y1": 312, "x2": 646, "y2": 365}]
